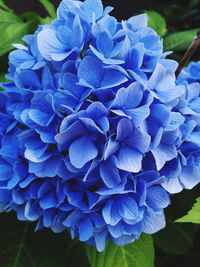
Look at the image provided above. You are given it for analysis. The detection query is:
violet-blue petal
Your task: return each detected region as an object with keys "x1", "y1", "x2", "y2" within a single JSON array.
[
  {"x1": 100, "y1": 156, "x2": 121, "y2": 188},
  {"x1": 79, "y1": 217, "x2": 93, "y2": 241}
]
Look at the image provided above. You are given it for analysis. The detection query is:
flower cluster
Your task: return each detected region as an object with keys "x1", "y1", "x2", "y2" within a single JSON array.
[
  {"x1": 178, "y1": 61, "x2": 200, "y2": 84},
  {"x1": 1, "y1": 0, "x2": 200, "y2": 252}
]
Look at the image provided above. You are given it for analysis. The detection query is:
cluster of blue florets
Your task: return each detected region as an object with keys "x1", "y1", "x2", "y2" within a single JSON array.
[{"x1": 1, "y1": 0, "x2": 200, "y2": 252}]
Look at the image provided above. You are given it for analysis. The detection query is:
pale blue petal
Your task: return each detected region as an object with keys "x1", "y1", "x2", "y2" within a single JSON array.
[
  {"x1": 146, "y1": 186, "x2": 170, "y2": 210},
  {"x1": 142, "y1": 210, "x2": 165, "y2": 234},
  {"x1": 37, "y1": 27, "x2": 66, "y2": 61},
  {"x1": 69, "y1": 136, "x2": 98, "y2": 168},
  {"x1": 116, "y1": 146, "x2": 142, "y2": 173}
]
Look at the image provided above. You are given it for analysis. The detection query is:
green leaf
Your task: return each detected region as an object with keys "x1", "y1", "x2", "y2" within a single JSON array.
[
  {"x1": 66, "y1": 239, "x2": 90, "y2": 267},
  {"x1": 0, "y1": 8, "x2": 26, "y2": 57},
  {"x1": 0, "y1": 22, "x2": 29, "y2": 56},
  {"x1": 38, "y1": 0, "x2": 56, "y2": 19},
  {"x1": 163, "y1": 28, "x2": 199, "y2": 51},
  {"x1": 39, "y1": 16, "x2": 52, "y2": 25},
  {"x1": 20, "y1": 12, "x2": 52, "y2": 34},
  {"x1": 0, "y1": 0, "x2": 12, "y2": 12},
  {"x1": 154, "y1": 219, "x2": 198, "y2": 255},
  {"x1": 176, "y1": 197, "x2": 200, "y2": 223},
  {"x1": 189, "y1": 0, "x2": 199, "y2": 8},
  {"x1": 164, "y1": 185, "x2": 200, "y2": 220},
  {"x1": 0, "y1": 8, "x2": 22, "y2": 22},
  {"x1": 145, "y1": 11, "x2": 167, "y2": 37},
  {"x1": 85, "y1": 233, "x2": 154, "y2": 267},
  {"x1": 0, "y1": 73, "x2": 8, "y2": 83},
  {"x1": 0, "y1": 212, "x2": 89, "y2": 267}
]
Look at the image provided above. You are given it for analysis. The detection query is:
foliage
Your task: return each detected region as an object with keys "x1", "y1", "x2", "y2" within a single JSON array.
[
  {"x1": 154, "y1": 219, "x2": 198, "y2": 255},
  {"x1": 0, "y1": 212, "x2": 89, "y2": 267},
  {"x1": 176, "y1": 198, "x2": 200, "y2": 224},
  {"x1": 85, "y1": 234, "x2": 154, "y2": 267},
  {"x1": 38, "y1": 0, "x2": 56, "y2": 18},
  {"x1": 154, "y1": 184, "x2": 200, "y2": 265},
  {"x1": 145, "y1": 11, "x2": 167, "y2": 37},
  {"x1": 163, "y1": 29, "x2": 199, "y2": 52}
]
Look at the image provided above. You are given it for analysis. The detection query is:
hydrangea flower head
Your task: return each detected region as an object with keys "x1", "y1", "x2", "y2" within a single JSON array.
[
  {"x1": 0, "y1": 0, "x2": 200, "y2": 252},
  {"x1": 178, "y1": 61, "x2": 200, "y2": 84}
]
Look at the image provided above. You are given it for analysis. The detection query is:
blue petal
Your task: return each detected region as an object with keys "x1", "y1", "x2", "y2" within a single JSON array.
[
  {"x1": 127, "y1": 105, "x2": 150, "y2": 127},
  {"x1": 190, "y1": 97, "x2": 200, "y2": 113},
  {"x1": 102, "y1": 199, "x2": 112, "y2": 224},
  {"x1": 29, "y1": 109, "x2": 54, "y2": 127},
  {"x1": 12, "y1": 189, "x2": 25, "y2": 205},
  {"x1": 7, "y1": 175, "x2": 20, "y2": 190},
  {"x1": 150, "y1": 104, "x2": 171, "y2": 128},
  {"x1": 128, "y1": 69, "x2": 147, "y2": 86},
  {"x1": 38, "y1": 27, "x2": 67, "y2": 61},
  {"x1": 111, "y1": 234, "x2": 135, "y2": 246},
  {"x1": 57, "y1": 25, "x2": 72, "y2": 47},
  {"x1": 116, "y1": 196, "x2": 138, "y2": 220},
  {"x1": 100, "y1": 68, "x2": 128, "y2": 89},
  {"x1": 63, "y1": 210, "x2": 84, "y2": 227},
  {"x1": 116, "y1": 146, "x2": 143, "y2": 173},
  {"x1": 0, "y1": 189, "x2": 11, "y2": 202},
  {"x1": 146, "y1": 186, "x2": 170, "y2": 211},
  {"x1": 127, "y1": 14, "x2": 148, "y2": 29},
  {"x1": 116, "y1": 118, "x2": 133, "y2": 142},
  {"x1": 67, "y1": 190, "x2": 85, "y2": 209},
  {"x1": 0, "y1": 163, "x2": 13, "y2": 180},
  {"x1": 142, "y1": 210, "x2": 165, "y2": 234},
  {"x1": 102, "y1": 57, "x2": 124, "y2": 65},
  {"x1": 9, "y1": 49, "x2": 33, "y2": 65},
  {"x1": 129, "y1": 43, "x2": 144, "y2": 69},
  {"x1": 81, "y1": 0, "x2": 103, "y2": 21},
  {"x1": 104, "y1": 138, "x2": 120, "y2": 160},
  {"x1": 96, "y1": 30, "x2": 113, "y2": 57},
  {"x1": 55, "y1": 120, "x2": 86, "y2": 146},
  {"x1": 152, "y1": 144, "x2": 177, "y2": 170},
  {"x1": 19, "y1": 174, "x2": 35, "y2": 188},
  {"x1": 100, "y1": 156, "x2": 121, "y2": 188},
  {"x1": 148, "y1": 63, "x2": 166, "y2": 89},
  {"x1": 30, "y1": 156, "x2": 60, "y2": 177},
  {"x1": 108, "y1": 221, "x2": 125, "y2": 238},
  {"x1": 94, "y1": 228, "x2": 108, "y2": 252},
  {"x1": 161, "y1": 176, "x2": 183, "y2": 194},
  {"x1": 20, "y1": 60, "x2": 35, "y2": 70},
  {"x1": 72, "y1": 15, "x2": 83, "y2": 47},
  {"x1": 78, "y1": 56, "x2": 104, "y2": 88},
  {"x1": 39, "y1": 190, "x2": 58, "y2": 209},
  {"x1": 179, "y1": 163, "x2": 200, "y2": 190},
  {"x1": 24, "y1": 201, "x2": 40, "y2": 221},
  {"x1": 79, "y1": 217, "x2": 93, "y2": 241},
  {"x1": 43, "y1": 209, "x2": 56, "y2": 227},
  {"x1": 69, "y1": 135, "x2": 98, "y2": 168},
  {"x1": 51, "y1": 51, "x2": 73, "y2": 61},
  {"x1": 14, "y1": 69, "x2": 41, "y2": 90},
  {"x1": 157, "y1": 85, "x2": 184, "y2": 103},
  {"x1": 126, "y1": 127, "x2": 151, "y2": 153},
  {"x1": 86, "y1": 101, "x2": 107, "y2": 119}
]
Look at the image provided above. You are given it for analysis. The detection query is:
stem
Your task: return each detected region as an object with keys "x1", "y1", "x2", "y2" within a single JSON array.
[{"x1": 175, "y1": 30, "x2": 200, "y2": 79}]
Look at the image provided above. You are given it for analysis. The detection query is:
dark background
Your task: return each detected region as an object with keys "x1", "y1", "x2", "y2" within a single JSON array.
[
  {"x1": 4, "y1": 0, "x2": 173, "y2": 20},
  {"x1": 4, "y1": 0, "x2": 199, "y2": 33}
]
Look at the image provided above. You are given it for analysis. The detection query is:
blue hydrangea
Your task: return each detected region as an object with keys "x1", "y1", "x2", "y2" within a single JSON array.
[
  {"x1": 0, "y1": 0, "x2": 200, "y2": 252},
  {"x1": 178, "y1": 61, "x2": 200, "y2": 84}
]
